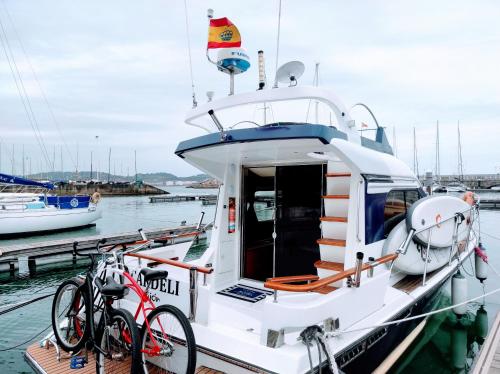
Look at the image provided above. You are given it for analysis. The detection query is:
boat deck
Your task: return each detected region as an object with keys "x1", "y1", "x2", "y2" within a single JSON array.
[
  {"x1": 25, "y1": 343, "x2": 223, "y2": 374},
  {"x1": 393, "y1": 271, "x2": 437, "y2": 294}
]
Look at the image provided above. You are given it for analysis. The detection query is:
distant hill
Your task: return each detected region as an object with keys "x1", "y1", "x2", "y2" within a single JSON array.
[{"x1": 25, "y1": 171, "x2": 209, "y2": 184}]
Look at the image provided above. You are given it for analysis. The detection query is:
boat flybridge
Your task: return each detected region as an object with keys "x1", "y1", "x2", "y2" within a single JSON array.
[{"x1": 118, "y1": 70, "x2": 480, "y2": 373}]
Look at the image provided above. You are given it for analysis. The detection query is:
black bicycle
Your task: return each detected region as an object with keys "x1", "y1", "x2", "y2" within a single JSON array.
[{"x1": 51, "y1": 240, "x2": 142, "y2": 373}]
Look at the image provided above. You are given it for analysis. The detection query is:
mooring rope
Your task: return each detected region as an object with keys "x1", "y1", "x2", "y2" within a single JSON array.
[{"x1": 0, "y1": 293, "x2": 54, "y2": 316}]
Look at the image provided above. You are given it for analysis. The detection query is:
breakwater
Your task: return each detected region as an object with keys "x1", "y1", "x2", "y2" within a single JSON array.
[{"x1": 56, "y1": 182, "x2": 168, "y2": 196}]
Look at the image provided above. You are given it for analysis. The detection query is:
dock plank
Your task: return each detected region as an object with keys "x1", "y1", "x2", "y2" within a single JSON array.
[
  {"x1": 472, "y1": 311, "x2": 500, "y2": 373},
  {"x1": 25, "y1": 343, "x2": 224, "y2": 374},
  {"x1": 0, "y1": 225, "x2": 200, "y2": 264}
]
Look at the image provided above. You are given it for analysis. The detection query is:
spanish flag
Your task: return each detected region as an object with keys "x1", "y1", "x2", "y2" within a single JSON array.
[{"x1": 207, "y1": 17, "x2": 241, "y2": 49}]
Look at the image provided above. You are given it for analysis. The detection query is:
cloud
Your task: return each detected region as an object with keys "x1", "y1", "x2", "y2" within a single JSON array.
[{"x1": 0, "y1": 0, "x2": 498, "y2": 176}]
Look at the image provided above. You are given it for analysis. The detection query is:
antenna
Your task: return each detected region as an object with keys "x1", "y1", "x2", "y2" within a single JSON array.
[
  {"x1": 275, "y1": 61, "x2": 305, "y2": 87},
  {"x1": 258, "y1": 50, "x2": 266, "y2": 89}
]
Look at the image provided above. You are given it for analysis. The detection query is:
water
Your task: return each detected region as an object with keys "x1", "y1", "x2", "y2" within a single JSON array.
[{"x1": 0, "y1": 189, "x2": 499, "y2": 373}]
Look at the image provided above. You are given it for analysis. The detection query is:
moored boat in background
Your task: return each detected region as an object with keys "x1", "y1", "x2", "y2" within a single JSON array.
[{"x1": 0, "y1": 173, "x2": 101, "y2": 236}]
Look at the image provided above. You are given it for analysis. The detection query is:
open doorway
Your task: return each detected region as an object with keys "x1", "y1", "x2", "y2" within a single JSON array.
[{"x1": 242, "y1": 165, "x2": 324, "y2": 281}]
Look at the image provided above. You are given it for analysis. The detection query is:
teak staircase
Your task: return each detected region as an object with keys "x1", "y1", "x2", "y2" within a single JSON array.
[{"x1": 315, "y1": 162, "x2": 351, "y2": 289}]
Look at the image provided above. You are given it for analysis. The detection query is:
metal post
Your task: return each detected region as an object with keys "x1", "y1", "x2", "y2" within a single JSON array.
[
  {"x1": 189, "y1": 267, "x2": 198, "y2": 321},
  {"x1": 448, "y1": 218, "x2": 460, "y2": 266},
  {"x1": 353, "y1": 252, "x2": 364, "y2": 287},
  {"x1": 422, "y1": 229, "x2": 433, "y2": 286},
  {"x1": 196, "y1": 211, "x2": 205, "y2": 230},
  {"x1": 273, "y1": 290, "x2": 277, "y2": 303},
  {"x1": 399, "y1": 228, "x2": 416, "y2": 255},
  {"x1": 229, "y1": 71, "x2": 234, "y2": 96}
]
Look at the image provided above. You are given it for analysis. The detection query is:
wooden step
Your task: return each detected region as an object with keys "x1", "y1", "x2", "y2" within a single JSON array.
[
  {"x1": 320, "y1": 216, "x2": 347, "y2": 223},
  {"x1": 322, "y1": 195, "x2": 349, "y2": 199},
  {"x1": 317, "y1": 238, "x2": 346, "y2": 247},
  {"x1": 325, "y1": 173, "x2": 351, "y2": 177},
  {"x1": 314, "y1": 285, "x2": 338, "y2": 294},
  {"x1": 314, "y1": 260, "x2": 344, "y2": 271}
]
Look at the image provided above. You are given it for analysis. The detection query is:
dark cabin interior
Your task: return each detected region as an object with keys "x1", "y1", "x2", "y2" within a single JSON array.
[{"x1": 242, "y1": 165, "x2": 324, "y2": 281}]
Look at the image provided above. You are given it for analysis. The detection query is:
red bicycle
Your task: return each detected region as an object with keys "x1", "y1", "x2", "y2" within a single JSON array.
[{"x1": 96, "y1": 239, "x2": 197, "y2": 374}]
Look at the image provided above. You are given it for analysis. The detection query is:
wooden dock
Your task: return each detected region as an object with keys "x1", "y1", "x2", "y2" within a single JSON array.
[
  {"x1": 0, "y1": 225, "x2": 200, "y2": 276},
  {"x1": 150, "y1": 194, "x2": 217, "y2": 204},
  {"x1": 480, "y1": 199, "x2": 500, "y2": 210},
  {"x1": 25, "y1": 342, "x2": 223, "y2": 374},
  {"x1": 472, "y1": 311, "x2": 500, "y2": 373}
]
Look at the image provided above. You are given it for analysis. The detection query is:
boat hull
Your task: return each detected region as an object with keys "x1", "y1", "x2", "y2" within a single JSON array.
[
  {"x1": 338, "y1": 273, "x2": 449, "y2": 373},
  {"x1": 0, "y1": 206, "x2": 101, "y2": 236}
]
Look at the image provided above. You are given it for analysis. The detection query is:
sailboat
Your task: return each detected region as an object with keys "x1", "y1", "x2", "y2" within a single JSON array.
[{"x1": 0, "y1": 173, "x2": 101, "y2": 236}]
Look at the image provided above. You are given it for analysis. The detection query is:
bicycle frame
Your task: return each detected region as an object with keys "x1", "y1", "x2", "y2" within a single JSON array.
[
  {"x1": 99, "y1": 262, "x2": 170, "y2": 357},
  {"x1": 72, "y1": 254, "x2": 115, "y2": 357}
]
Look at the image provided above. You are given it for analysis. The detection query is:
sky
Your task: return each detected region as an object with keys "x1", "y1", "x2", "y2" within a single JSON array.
[{"x1": 0, "y1": 0, "x2": 499, "y2": 177}]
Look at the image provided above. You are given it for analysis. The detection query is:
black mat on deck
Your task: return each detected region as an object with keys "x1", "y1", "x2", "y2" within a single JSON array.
[{"x1": 217, "y1": 284, "x2": 273, "y2": 303}]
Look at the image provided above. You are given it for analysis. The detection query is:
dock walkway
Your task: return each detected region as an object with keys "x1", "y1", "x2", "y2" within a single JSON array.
[
  {"x1": 473, "y1": 311, "x2": 500, "y2": 373},
  {"x1": 0, "y1": 225, "x2": 199, "y2": 276},
  {"x1": 25, "y1": 342, "x2": 222, "y2": 374},
  {"x1": 149, "y1": 194, "x2": 217, "y2": 203}
]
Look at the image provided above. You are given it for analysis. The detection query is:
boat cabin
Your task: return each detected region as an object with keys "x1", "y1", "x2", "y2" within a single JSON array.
[{"x1": 176, "y1": 86, "x2": 421, "y2": 293}]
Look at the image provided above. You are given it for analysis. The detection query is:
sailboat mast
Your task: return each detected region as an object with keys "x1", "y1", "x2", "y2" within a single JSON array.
[
  {"x1": 435, "y1": 121, "x2": 440, "y2": 183},
  {"x1": 457, "y1": 121, "x2": 464, "y2": 181},
  {"x1": 108, "y1": 147, "x2": 111, "y2": 183},
  {"x1": 134, "y1": 150, "x2": 137, "y2": 183},
  {"x1": 413, "y1": 127, "x2": 419, "y2": 177}
]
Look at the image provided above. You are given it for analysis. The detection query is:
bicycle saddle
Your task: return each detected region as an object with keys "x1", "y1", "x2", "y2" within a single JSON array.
[
  {"x1": 140, "y1": 268, "x2": 168, "y2": 283},
  {"x1": 97, "y1": 276, "x2": 129, "y2": 299}
]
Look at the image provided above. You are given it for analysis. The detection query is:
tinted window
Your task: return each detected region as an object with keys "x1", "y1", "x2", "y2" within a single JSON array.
[{"x1": 383, "y1": 190, "x2": 420, "y2": 237}]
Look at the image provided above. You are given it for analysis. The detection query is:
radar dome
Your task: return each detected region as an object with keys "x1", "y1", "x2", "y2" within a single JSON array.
[{"x1": 216, "y1": 48, "x2": 250, "y2": 75}]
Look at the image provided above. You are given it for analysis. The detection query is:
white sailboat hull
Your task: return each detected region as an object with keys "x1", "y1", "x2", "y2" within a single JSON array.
[{"x1": 0, "y1": 206, "x2": 102, "y2": 235}]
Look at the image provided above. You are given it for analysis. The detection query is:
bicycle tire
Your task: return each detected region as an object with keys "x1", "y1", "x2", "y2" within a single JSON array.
[
  {"x1": 95, "y1": 308, "x2": 142, "y2": 374},
  {"x1": 51, "y1": 277, "x2": 90, "y2": 352},
  {"x1": 141, "y1": 304, "x2": 196, "y2": 374}
]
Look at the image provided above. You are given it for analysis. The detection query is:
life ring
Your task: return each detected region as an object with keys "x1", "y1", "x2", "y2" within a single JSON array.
[{"x1": 91, "y1": 192, "x2": 101, "y2": 204}]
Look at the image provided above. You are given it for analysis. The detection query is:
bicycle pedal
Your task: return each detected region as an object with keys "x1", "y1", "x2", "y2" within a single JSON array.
[{"x1": 70, "y1": 356, "x2": 86, "y2": 369}]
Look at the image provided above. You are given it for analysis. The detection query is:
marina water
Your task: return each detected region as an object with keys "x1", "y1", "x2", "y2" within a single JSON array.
[{"x1": 1, "y1": 187, "x2": 499, "y2": 373}]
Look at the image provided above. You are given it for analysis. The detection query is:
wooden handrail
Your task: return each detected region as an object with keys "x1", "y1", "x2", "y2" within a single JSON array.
[
  {"x1": 264, "y1": 253, "x2": 398, "y2": 292},
  {"x1": 154, "y1": 231, "x2": 200, "y2": 242},
  {"x1": 126, "y1": 252, "x2": 214, "y2": 274},
  {"x1": 267, "y1": 275, "x2": 319, "y2": 284}
]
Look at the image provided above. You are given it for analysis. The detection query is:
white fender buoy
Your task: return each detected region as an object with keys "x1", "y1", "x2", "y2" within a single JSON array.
[
  {"x1": 452, "y1": 272, "x2": 468, "y2": 316},
  {"x1": 475, "y1": 243, "x2": 488, "y2": 283},
  {"x1": 475, "y1": 306, "x2": 488, "y2": 343},
  {"x1": 451, "y1": 324, "x2": 467, "y2": 370}
]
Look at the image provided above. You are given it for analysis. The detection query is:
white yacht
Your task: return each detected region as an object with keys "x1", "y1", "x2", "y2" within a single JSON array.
[{"x1": 116, "y1": 61, "x2": 480, "y2": 372}]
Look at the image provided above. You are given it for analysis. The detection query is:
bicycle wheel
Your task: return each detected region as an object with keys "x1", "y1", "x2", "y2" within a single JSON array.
[
  {"x1": 51, "y1": 277, "x2": 89, "y2": 352},
  {"x1": 141, "y1": 305, "x2": 196, "y2": 374},
  {"x1": 96, "y1": 308, "x2": 142, "y2": 374}
]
